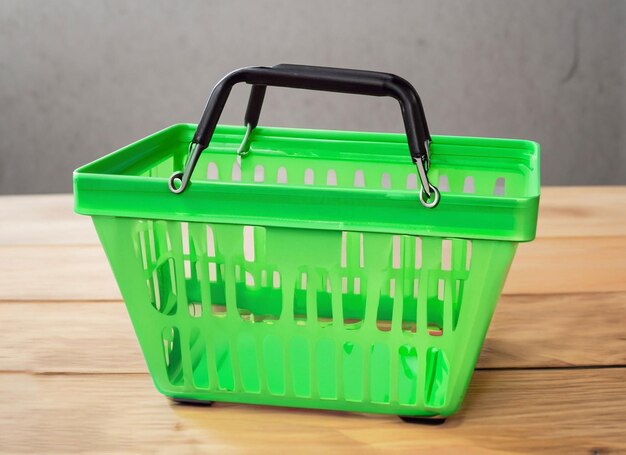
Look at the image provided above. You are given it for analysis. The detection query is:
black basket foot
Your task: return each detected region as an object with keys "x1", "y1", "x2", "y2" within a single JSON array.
[
  {"x1": 170, "y1": 397, "x2": 214, "y2": 407},
  {"x1": 399, "y1": 415, "x2": 446, "y2": 425}
]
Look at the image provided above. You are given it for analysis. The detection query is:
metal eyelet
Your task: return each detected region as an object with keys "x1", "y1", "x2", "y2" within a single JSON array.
[
  {"x1": 419, "y1": 184, "x2": 440, "y2": 208},
  {"x1": 168, "y1": 171, "x2": 185, "y2": 194}
]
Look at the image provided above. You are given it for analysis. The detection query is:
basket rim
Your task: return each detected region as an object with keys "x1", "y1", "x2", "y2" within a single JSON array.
[{"x1": 74, "y1": 124, "x2": 540, "y2": 242}]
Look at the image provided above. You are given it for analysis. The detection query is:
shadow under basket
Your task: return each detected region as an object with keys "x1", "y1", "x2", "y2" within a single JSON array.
[{"x1": 75, "y1": 123, "x2": 539, "y2": 419}]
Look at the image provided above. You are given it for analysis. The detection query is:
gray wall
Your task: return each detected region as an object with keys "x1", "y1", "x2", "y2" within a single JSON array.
[{"x1": 1, "y1": 0, "x2": 624, "y2": 194}]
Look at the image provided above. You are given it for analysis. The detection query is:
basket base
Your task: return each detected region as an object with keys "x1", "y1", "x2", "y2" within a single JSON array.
[
  {"x1": 170, "y1": 398, "x2": 446, "y2": 424},
  {"x1": 170, "y1": 397, "x2": 214, "y2": 407},
  {"x1": 399, "y1": 415, "x2": 447, "y2": 425}
]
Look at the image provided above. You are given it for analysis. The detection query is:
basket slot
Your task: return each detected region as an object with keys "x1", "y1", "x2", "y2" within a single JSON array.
[
  {"x1": 424, "y1": 347, "x2": 450, "y2": 408},
  {"x1": 189, "y1": 328, "x2": 209, "y2": 389},
  {"x1": 276, "y1": 166, "x2": 288, "y2": 184},
  {"x1": 494, "y1": 177, "x2": 506, "y2": 196},
  {"x1": 376, "y1": 281, "x2": 394, "y2": 332},
  {"x1": 253, "y1": 164, "x2": 264, "y2": 182},
  {"x1": 214, "y1": 336, "x2": 235, "y2": 391},
  {"x1": 326, "y1": 169, "x2": 337, "y2": 185},
  {"x1": 304, "y1": 168, "x2": 315, "y2": 185},
  {"x1": 206, "y1": 162, "x2": 219, "y2": 180},
  {"x1": 162, "y1": 327, "x2": 184, "y2": 387},
  {"x1": 381, "y1": 173, "x2": 391, "y2": 189},
  {"x1": 148, "y1": 258, "x2": 177, "y2": 315},
  {"x1": 353, "y1": 170, "x2": 365, "y2": 188},
  {"x1": 398, "y1": 345, "x2": 419, "y2": 405},
  {"x1": 437, "y1": 174, "x2": 450, "y2": 192},
  {"x1": 406, "y1": 173, "x2": 418, "y2": 190},
  {"x1": 463, "y1": 176, "x2": 476, "y2": 194}
]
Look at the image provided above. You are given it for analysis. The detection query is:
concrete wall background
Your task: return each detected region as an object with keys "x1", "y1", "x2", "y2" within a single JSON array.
[{"x1": 0, "y1": 0, "x2": 624, "y2": 194}]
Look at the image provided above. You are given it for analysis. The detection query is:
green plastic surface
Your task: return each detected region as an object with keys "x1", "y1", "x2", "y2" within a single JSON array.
[{"x1": 75, "y1": 124, "x2": 539, "y2": 417}]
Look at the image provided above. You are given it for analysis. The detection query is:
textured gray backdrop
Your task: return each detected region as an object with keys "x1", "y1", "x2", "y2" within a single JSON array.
[{"x1": 1, "y1": 0, "x2": 624, "y2": 194}]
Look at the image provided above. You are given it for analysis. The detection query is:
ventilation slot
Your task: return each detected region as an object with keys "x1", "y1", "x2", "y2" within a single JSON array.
[
  {"x1": 381, "y1": 173, "x2": 391, "y2": 189},
  {"x1": 353, "y1": 170, "x2": 365, "y2": 187},
  {"x1": 463, "y1": 176, "x2": 475, "y2": 193},
  {"x1": 406, "y1": 174, "x2": 418, "y2": 190},
  {"x1": 182, "y1": 222, "x2": 193, "y2": 280},
  {"x1": 427, "y1": 277, "x2": 444, "y2": 336},
  {"x1": 398, "y1": 345, "x2": 418, "y2": 405},
  {"x1": 207, "y1": 162, "x2": 219, "y2": 180},
  {"x1": 243, "y1": 226, "x2": 255, "y2": 262},
  {"x1": 441, "y1": 239, "x2": 452, "y2": 271},
  {"x1": 326, "y1": 169, "x2": 337, "y2": 186},
  {"x1": 162, "y1": 327, "x2": 183, "y2": 386},
  {"x1": 253, "y1": 165, "x2": 265, "y2": 182},
  {"x1": 425, "y1": 347, "x2": 449, "y2": 408},
  {"x1": 392, "y1": 236, "x2": 401, "y2": 269},
  {"x1": 494, "y1": 177, "x2": 506, "y2": 195},
  {"x1": 438, "y1": 175, "x2": 450, "y2": 192},
  {"x1": 415, "y1": 237, "x2": 422, "y2": 269},
  {"x1": 343, "y1": 276, "x2": 365, "y2": 327},
  {"x1": 277, "y1": 167, "x2": 288, "y2": 184},
  {"x1": 304, "y1": 168, "x2": 314, "y2": 185},
  {"x1": 376, "y1": 279, "x2": 395, "y2": 332},
  {"x1": 214, "y1": 337, "x2": 234, "y2": 391},
  {"x1": 149, "y1": 258, "x2": 177, "y2": 315},
  {"x1": 189, "y1": 328, "x2": 209, "y2": 388}
]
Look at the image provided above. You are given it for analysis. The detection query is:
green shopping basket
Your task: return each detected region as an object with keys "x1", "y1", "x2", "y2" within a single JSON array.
[{"x1": 74, "y1": 64, "x2": 540, "y2": 422}]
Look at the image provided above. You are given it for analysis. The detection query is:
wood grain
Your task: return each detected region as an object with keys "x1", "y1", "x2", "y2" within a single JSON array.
[
  {"x1": 503, "y1": 236, "x2": 626, "y2": 295},
  {"x1": 2, "y1": 236, "x2": 625, "y2": 301},
  {"x1": 1, "y1": 369, "x2": 623, "y2": 454},
  {"x1": 1, "y1": 293, "x2": 623, "y2": 375},
  {"x1": 0, "y1": 194, "x2": 99, "y2": 246},
  {"x1": 535, "y1": 186, "x2": 626, "y2": 238},
  {"x1": 0, "y1": 245, "x2": 119, "y2": 301}
]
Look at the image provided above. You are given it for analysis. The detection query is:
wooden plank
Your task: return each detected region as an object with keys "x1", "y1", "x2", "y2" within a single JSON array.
[
  {"x1": 0, "y1": 194, "x2": 99, "y2": 246},
  {"x1": 2, "y1": 236, "x2": 625, "y2": 301},
  {"x1": 0, "y1": 302, "x2": 144, "y2": 374},
  {"x1": 0, "y1": 369, "x2": 623, "y2": 453},
  {"x1": 1, "y1": 294, "x2": 623, "y2": 375},
  {"x1": 481, "y1": 292, "x2": 626, "y2": 368},
  {"x1": 1, "y1": 187, "x2": 625, "y2": 247},
  {"x1": 536, "y1": 186, "x2": 626, "y2": 238},
  {"x1": 503, "y1": 236, "x2": 626, "y2": 295},
  {"x1": 0, "y1": 245, "x2": 120, "y2": 301}
]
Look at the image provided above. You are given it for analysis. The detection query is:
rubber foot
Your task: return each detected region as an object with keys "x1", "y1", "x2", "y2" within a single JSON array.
[
  {"x1": 170, "y1": 398, "x2": 214, "y2": 407},
  {"x1": 399, "y1": 415, "x2": 446, "y2": 425}
]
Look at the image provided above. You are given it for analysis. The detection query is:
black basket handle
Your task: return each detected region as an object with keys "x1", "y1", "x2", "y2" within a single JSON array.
[{"x1": 169, "y1": 64, "x2": 439, "y2": 207}]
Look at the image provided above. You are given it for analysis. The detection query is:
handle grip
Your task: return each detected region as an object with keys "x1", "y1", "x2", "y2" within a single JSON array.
[
  {"x1": 243, "y1": 64, "x2": 430, "y2": 144},
  {"x1": 170, "y1": 64, "x2": 438, "y2": 207}
]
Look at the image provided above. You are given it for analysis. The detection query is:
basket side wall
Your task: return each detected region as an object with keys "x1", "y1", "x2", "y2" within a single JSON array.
[{"x1": 92, "y1": 215, "x2": 517, "y2": 417}]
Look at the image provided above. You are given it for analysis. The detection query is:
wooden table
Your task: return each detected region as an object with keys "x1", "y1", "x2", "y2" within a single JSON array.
[{"x1": 0, "y1": 187, "x2": 624, "y2": 454}]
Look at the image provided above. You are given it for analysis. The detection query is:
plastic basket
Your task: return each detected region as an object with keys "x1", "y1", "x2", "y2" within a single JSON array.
[{"x1": 74, "y1": 65, "x2": 540, "y2": 420}]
